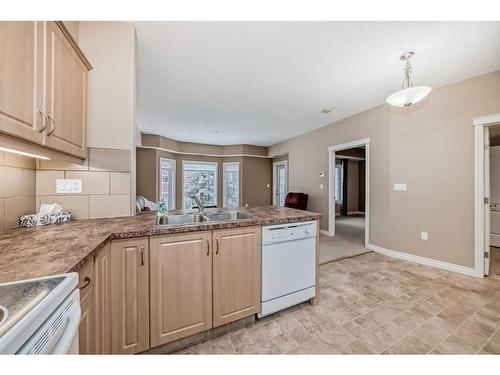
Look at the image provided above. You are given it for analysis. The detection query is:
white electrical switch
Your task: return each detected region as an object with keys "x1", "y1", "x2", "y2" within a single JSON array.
[
  {"x1": 394, "y1": 183, "x2": 407, "y2": 192},
  {"x1": 320, "y1": 183, "x2": 324, "y2": 190},
  {"x1": 420, "y1": 232, "x2": 429, "y2": 240},
  {"x1": 56, "y1": 179, "x2": 82, "y2": 193}
]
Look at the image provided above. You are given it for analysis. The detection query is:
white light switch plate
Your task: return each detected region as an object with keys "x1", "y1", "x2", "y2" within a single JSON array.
[
  {"x1": 394, "y1": 183, "x2": 407, "y2": 192},
  {"x1": 420, "y1": 232, "x2": 429, "y2": 240},
  {"x1": 56, "y1": 179, "x2": 82, "y2": 193}
]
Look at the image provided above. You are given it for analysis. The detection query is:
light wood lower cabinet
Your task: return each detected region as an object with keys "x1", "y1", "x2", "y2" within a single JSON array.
[
  {"x1": 213, "y1": 227, "x2": 261, "y2": 327},
  {"x1": 150, "y1": 231, "x2": 212, "y2": 347},
  {"x1": 79, "y1": 286, "x2": 96, "y2": 354},
  {"x1": 78, "y1": 227, "x2": 262, "y2": 353},
  {"x1": 110, "y1": 238, "x2": 150, "y2": 354},
  {"x1": 77, "y1": 255, "x2": 95, "y2": 354},
  {"x1": 94, "y1": 242, "x2": 111, "y2": 354}
]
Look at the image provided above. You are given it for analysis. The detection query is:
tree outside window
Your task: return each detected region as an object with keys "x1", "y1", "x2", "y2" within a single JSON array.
[{"x1": 183, "y1": 161, "x2": 218, "y2": 209}]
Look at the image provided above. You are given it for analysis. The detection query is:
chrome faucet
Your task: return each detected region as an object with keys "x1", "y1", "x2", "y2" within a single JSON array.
[{"x1": 189, "y1": 194, "x2": 205, "y2": 213}]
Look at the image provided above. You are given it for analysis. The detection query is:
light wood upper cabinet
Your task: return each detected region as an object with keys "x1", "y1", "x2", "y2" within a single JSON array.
[
  {"x1": 0, "y1": 22, "x2": 44, "y2": 144},
  {"x1": 43, "y1": 22, "x2": 87, "y2": 158},
  {"x1": 150, "y1": 232, "x2": 213, "y2": 347},
  {"x1": 94, "y1": 242, "x2": 112, "y2": 354},
  {"x1": 0, "y1": 21, "x2": 91, "y2": 159},
  {"x1": 110, "y1": 238, "x2": 150, "y2": 354},
  {"x1": 212, "y1": 227, "x2": 261, "y2": 327}
]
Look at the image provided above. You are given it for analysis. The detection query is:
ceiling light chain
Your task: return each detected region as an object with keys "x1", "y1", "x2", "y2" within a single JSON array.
[{"x1": 402, "y1": 56, "x2": 414, "y2": 89}]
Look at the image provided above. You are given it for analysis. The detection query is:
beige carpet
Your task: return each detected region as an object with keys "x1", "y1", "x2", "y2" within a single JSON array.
[{"x1": 319, "y1": 214, "x2": 371, "y2": 264}]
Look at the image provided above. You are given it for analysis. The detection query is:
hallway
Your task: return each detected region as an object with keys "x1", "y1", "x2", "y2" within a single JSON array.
[{"x1": 319, "y1": 214, "x2": 371, "y2": 264}]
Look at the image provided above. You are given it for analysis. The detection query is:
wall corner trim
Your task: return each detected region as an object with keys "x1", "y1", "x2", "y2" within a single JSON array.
[{"x1": 366, "y1": 243, "x2": 482, "y2": 278}]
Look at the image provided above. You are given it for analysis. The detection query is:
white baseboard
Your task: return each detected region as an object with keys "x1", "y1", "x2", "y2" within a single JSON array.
[
  {"x1": 366, "y1": 243, "x2": 481, "y2": 278},
  {"x1": 319, "y1": 229, "x2": 333, "y2": 237}
]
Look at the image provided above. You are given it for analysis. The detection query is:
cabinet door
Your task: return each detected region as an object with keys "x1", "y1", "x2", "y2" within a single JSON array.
[
  {"x1": 79, "y1": 285, "x2": 96, "y2": 354},
  {"x1": 0, "y1": 22, "x2": 44, "y2": 144},
  {"x1": 94, "y1": 242, "x2": 111, "y2": 354},
  {"x1": 110, "y1": 238, "x2": 150, "y2": 354},
  {"x1": 44, "y1": 21, "x2": 87, "y2": 158},
  {"x1": 78, "y1": 255, "x2": 95, "y2": 354},
  {"x1": 213, "y1": 227, "x2": 261, "y2": 327},
  {"x1": 150, "y1": 232, "x2": 212, "y2": 347}
]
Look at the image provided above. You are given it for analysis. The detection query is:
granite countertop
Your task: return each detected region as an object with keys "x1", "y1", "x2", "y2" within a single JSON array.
[{"x1": 0, "y1": 206, "x2": 320, "y2": 283}]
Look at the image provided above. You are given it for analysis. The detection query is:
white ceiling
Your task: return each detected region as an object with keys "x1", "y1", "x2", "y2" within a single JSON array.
[{"x1": 132, "y1": 21, "x2": 500, "y2": 146}]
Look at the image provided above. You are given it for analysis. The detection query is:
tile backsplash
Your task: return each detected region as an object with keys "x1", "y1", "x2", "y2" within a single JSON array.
[
  {"x1": 0, "y1": 152, "x2": 36, "y2": 233},
  {"x1": 0, "y1": 147, "x2": 132, "y2": 233},
  {"x1": 36, "y1": 147, "x2": 132, "y2": 220}
]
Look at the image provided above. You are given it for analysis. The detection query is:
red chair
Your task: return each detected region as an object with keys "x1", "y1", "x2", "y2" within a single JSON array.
[{"x1": 284, "y1": 192, "x2": 309, "y2": 211}]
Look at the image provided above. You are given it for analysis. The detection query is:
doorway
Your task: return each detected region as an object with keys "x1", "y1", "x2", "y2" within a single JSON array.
[
  {"x1": 476, "y1": 115, "x2": 500, "y2": 278},
  {"x1": 273, "y1": 160, "x2": 288, "y2": 207},
  {"x1": 474, "y1": 113, "x2": 500, "y2": 278},
  {"x1": 322, "y1": 138, "x2": 370, "y2": 264}
]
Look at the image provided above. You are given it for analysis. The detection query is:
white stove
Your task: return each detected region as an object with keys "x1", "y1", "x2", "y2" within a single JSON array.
[{"x1": 0, "y1": 273, "x2": 80, "y2": 354}]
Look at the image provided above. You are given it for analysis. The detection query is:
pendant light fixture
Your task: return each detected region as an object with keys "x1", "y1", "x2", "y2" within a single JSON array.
[{"x1": 386, "y1": 51, "x2": 432, "y2": 109}]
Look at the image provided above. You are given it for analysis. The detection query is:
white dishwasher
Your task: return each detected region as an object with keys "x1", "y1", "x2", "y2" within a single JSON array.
[{"x1": 260, "y1": 220, "x2": 316, "y2": 317}]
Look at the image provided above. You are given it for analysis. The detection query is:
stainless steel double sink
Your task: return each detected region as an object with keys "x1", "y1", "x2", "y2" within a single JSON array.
[{"x1": 157, "y1": 210, "x2": 253, "y2": 225}]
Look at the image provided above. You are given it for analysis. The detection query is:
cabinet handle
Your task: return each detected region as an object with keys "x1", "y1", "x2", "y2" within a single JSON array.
[
  {"x1": 38, "y1": 109, "x2": 48, "y2": 133},
  {"x1": 140, "y1": 245, "x2": 145, "y2": 266},
  {"x1": 47, "y1": 112, "x2": 55, "y2": 136},
  {"x1": 206, "y1": 238, "x2": 210, "y2": 256},
  {"x1": 215, "y1": 238, "x2": 219, "y2": 255},
  {"x1": 79, "y1": 276, "x2": 91, "y2": 291}
]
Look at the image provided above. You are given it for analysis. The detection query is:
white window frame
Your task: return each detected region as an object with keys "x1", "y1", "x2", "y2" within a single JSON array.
[
  {"x1": 158, "y1": 157, "x2": 176, "y2": 210},
  {"x1": 182, "y1": 160, "x2": 218, "y2": 209},
  {"x1": 272, "y1": 160, "x2": 288, "y2": 207},
  {"x1": 223, "y1": 162, "x2": 240, "y2": 208}
]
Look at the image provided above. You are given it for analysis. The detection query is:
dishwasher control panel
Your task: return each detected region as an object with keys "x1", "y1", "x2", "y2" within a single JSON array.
[{"x1": 262, "y1": 220, "x2": 317, "y2": 244}]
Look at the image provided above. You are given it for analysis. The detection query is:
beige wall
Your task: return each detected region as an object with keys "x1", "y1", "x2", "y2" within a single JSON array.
[
  {"x1": 136, "y1": 148, "x2": 272, "y2": 209},
  {"x1": 142, "y1": 134, "x2": 268, "y2": 157},
  {"x1": 79, "y1": 21, "x2": 137, "y2": 215},
  {"x1": 0, "y1": 152, "x2": 36, "y2": 233},
  {"x1": 269, "y1": 71, "x2": 500, "y2": 268},
  {"x1": 79, "y1": 22, "x2": 137, "y2": 151},
  {"x1": 36, "y1": 148, "x2": 132, "y2": 219}
]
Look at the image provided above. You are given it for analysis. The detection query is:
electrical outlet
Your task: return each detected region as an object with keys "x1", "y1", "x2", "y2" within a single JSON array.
[
  {"x1": 56, "y1": 179, "x2": 82, "y2": 193},
  {"x1": 420, "y1": 232, "x2": 428, "y2": 240}
]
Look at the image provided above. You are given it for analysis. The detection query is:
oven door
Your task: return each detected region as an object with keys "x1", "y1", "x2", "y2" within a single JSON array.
[{"x1": 18, "y1": 290, "x2": 80, "y2": 355}]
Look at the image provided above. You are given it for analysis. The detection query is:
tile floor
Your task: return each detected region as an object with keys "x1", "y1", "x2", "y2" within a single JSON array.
[
  {"x1": 177, "y1": 248, "x2": 500, "y2": 354},
  {"x1": 319, "y1": 215, "x2": 370, "y2": 264}
]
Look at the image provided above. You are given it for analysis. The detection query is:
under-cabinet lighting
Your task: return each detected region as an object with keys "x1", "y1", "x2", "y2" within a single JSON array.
[{"x1": 0, "y1": 147, "x2": 51, "y2": 160}]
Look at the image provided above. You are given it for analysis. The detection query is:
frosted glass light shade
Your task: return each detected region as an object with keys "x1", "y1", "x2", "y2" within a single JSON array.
[{"x1": 386, "y1": 86, "x2": 432, "y2": 109}]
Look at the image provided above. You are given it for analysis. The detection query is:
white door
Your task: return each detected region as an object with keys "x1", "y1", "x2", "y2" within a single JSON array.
[
  {"x1": 273, "y1": 161, "x2": 288, "y2": 207},
  {"x1": 485, "y1": 127, "x2": 491, "y2": 275}
]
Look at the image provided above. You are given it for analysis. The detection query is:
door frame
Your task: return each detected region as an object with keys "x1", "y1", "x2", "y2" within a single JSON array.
[
  {"x1": 328, "y1": 138, "x2": 370, "y2": 248},
  {"x1": 272, "y1": 160, "x2": 288, "y2": 206},
  {"x1": 474, "y1": 113, "x2": 500, "y2": 278}
]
